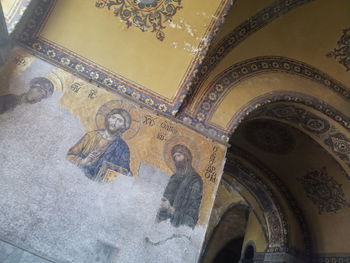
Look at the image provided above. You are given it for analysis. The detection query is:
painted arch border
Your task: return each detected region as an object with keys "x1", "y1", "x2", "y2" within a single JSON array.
[
  {"x1": 188, "y1": 0, "x2": 317, "y2": 99},
  {"x1": 225, "y1": 148, "x2": 313, "y2": 258},
  {"x1": 178, "y1": 56, "x2": 350, "y2": 143},
  {"x1": 225, "y1": 157, "x2": 293, "y2": 254}
]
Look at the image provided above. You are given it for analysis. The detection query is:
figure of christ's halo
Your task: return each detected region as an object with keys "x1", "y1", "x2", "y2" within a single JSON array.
[
  {"x1": 95, "y1": 100, "x2": 142, "y2": 140},
  {"x1": 43, "y1": 71, "x2": 64, "y2": 92},
  {"x1": 163, "y1": 136, "x2": 201, "y2": 173},
  {"x1": 126, "y1": 0, "x2": 165, "y2": 12}
]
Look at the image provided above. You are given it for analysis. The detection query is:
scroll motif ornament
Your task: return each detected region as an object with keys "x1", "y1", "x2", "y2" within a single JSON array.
[
  {"x1": 95, "y1": 0, "x2": 183, "y2": 41},
  {"x1": 298, "y1": 167, "x2": 350, "y2": 214},
  {"x1": 327, "y1": 27, "x2": 350, "y2": 71}
]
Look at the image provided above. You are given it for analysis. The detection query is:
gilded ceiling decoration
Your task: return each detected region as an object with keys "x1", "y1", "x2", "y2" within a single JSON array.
[
  {"x1": 231, "y1": 91, "x2": 350, "y2": 137},
  {"x1": 243, "y1": 120, "x2": 295, "y2": 155},
  {"x1": 298, "y1": 167, "x2": 350, "y2": 214},
  {"x1": 95, "y1": 0, "x2": 182, "y2": 41},
  {"x1": 256, "y1": 105, "x2": 331, "y2": 135},
  {"x1": 247, "y1": 103, "x2": 350, "y2": 176},
  {"x1": 327, "y1": 27, "x2": 350, "y2": 71},
  {"x1": 325, "y1": 133, "x2": 350, "y2": 170}
]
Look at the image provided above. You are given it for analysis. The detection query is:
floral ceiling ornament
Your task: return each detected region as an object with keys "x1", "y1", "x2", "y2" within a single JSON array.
[
  {"x1": 95, "y1": 0, "x2": 183, "y2": 41},
  {"x1": 298, "y1": 167, "x2": 350, "y2": 214},
  {"x1": 326, "y1": 27, "x2": 350, "y2": 71}
]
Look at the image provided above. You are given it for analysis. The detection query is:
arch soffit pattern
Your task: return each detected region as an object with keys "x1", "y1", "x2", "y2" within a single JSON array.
[
  {"x1": 242, "y1": 102, "x2": 350, "y2": 177},
  {"x1": 224, "y1": 157, "x2": 290, "y2": 253},
  {"x1": 226, "y1": 148, "x2": 313, "y2": 256}
]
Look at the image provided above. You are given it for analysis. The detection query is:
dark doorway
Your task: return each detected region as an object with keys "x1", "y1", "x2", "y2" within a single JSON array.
[
  {"x1": 241, "y1": 244, "x2": 254, "y2": 263},
  {"x1": 212, "y1": 237, "x2": 244, "y2": 263}
]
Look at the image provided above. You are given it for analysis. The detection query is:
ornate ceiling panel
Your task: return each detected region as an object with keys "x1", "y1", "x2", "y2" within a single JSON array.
[{"x1": 18, "y1": 0, "x2": 232, "y2": 116}]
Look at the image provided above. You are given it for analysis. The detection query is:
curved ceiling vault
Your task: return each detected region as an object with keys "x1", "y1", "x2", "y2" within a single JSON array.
[{"x1": 229, "y1": 118, "x2": 350, "y2": 254}]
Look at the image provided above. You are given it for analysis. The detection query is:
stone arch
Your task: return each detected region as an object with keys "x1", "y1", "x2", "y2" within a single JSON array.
[
  {"x1": 194, "y1": 56, "x2": 348, "y2": 120},
  {"x1": 224, "y1": 158, "x2": 290, "y2": 253},
  {"x1": 228, "y1": 92, "x2": 350, "y2": 177},
  {"x1": 179, "y1": 57, "x2": 350, "y2": 144},
  {"x1": 201, "y1": 202, "x2": 250, "y2": 263},
  {"x1": 186, "y1": 0, "x2": 317, "y2": 102},
  {"x1": 227, "y1": 146, "x2": 315, "y2": 256}
]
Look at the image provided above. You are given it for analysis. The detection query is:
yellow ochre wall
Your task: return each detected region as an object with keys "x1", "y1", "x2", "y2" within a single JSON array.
[
  {"x1": 40, "y1": 0, "x2": 227, "y2": 100},
  {"x1": 189, "y1": 0, "x2": 350, "y2": 117},
  {"x1": 242, "y1": 212, "x2": 268, "y2": 253}
]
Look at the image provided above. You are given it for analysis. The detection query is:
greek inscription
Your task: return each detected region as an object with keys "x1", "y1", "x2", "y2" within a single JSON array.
[
  {"x1": 157, "y1": 133, "x2": 166, "y2": 141},
  {"x1": 160, "y1": 121, "x2": 178, "y2": 134},
  {"x1": 143, "y1": 115, "x2": 157, "y2": 126},
  {"x1": 70, "y1": 82, "x2": 83, "y2": 93},
  {"x1": 88, "y1": 89, "x2": 98, "y2": 99},
  {"x1": 205, "y1": 146, "x2": 219, "y2": 183},
  {"x1": 13, "y1": 55, "x2": 26, "y2": 66}
]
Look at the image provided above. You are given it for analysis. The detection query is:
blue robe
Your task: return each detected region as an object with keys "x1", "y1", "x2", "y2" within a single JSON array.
[
  {"x1": 83, "y1": 135, "x2": 131, "y2": 181},
  {"x1": 67, "y1": 131, "x2": 131, "y2": 182}
]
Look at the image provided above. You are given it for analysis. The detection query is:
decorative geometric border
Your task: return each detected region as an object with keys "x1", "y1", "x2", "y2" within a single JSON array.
[
  {"x1": 178, "y1": 56, "x2": 350, "y2": 142},
  {"x1": 244, "y1": 252, "x2": 350, "y2": 262},
  {"x1": 2, "y1": 0, "x2": 32, "y2": 34},
  {"x1": 179, "y1": 91, "x2": 350, "y2": 144},
  {"x1": 17, "y1": 0, "x2": 233, "y2": 116},
  {"x1": 224, "y1": 157, "x2": 290, "y2": 253},
  {"x1": 183, "y1": 0, "x2": 317, "y2": 104},
  {"x1": 230, "y1": 91, "x2": 350, "y2": 133},
  {"x1": 246, "y1": 103, "x2": 350, "y2": 176},
  {"x1": 313, "y1": 254, "x2": 350, "y2": 263},
  {"x1": 227, "y1": 146, "x2": 313, "y2": 257},
  {"x1": 195, "y1": 57, "x2": 350, "y2": 121}
]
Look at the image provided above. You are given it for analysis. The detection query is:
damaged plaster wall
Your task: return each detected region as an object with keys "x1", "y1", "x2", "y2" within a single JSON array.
[{"x1": 0, "y1": 48, "x2": 227, "y2": 263}]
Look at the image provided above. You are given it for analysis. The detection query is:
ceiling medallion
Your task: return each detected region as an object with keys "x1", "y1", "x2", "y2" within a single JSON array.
[
  {"x1": 327, "y1": 27, "x2": 350, "y2": 71},
  {"x1": 243, "y1": 120, "x2": 295, "y2": 155},
  {"x1": 298, "y1": 167, "x2": 350, "y2": 214},
  {"x1": 95, "y1": 0, "x2": 183, "y2": 41}
]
